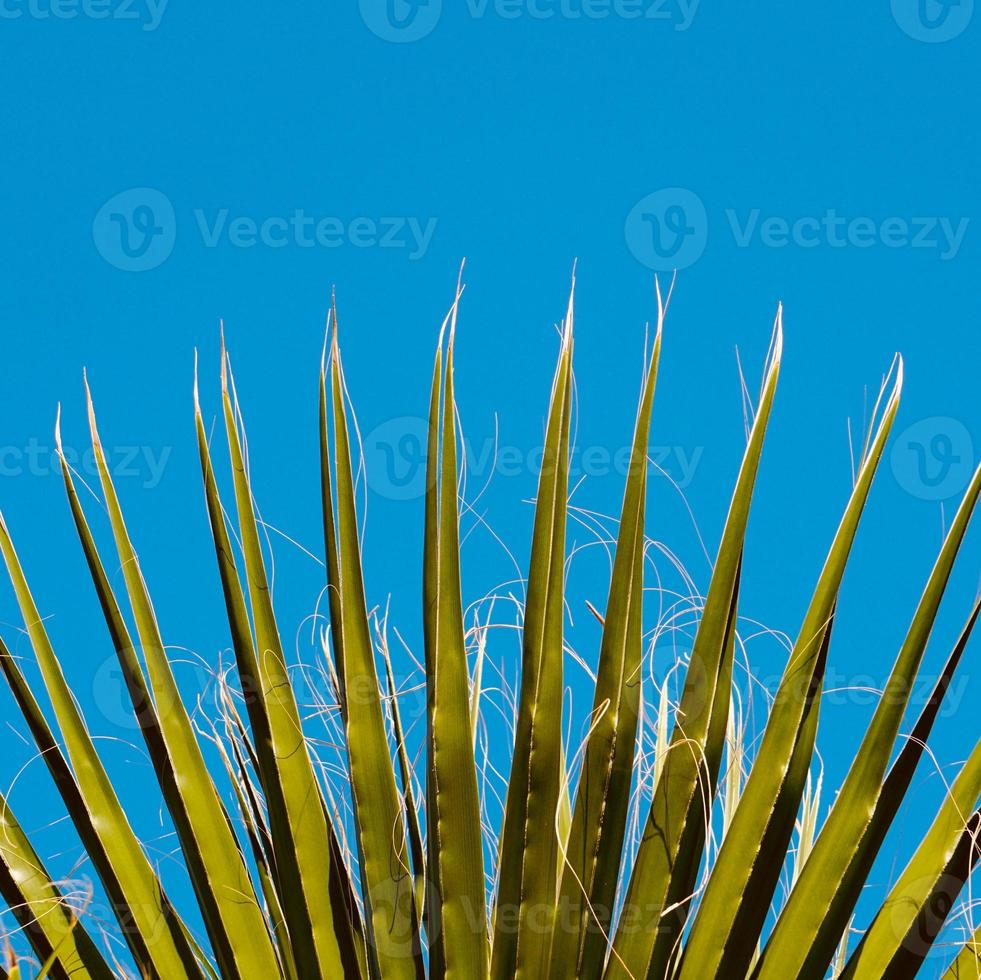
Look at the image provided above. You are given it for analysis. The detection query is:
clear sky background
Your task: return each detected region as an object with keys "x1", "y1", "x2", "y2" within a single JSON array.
[{"x1": 1, "y1": 2, "x2": 980, "y2": 973}]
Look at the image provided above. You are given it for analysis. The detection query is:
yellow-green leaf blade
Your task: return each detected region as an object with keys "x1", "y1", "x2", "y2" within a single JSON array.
[
  {"x1": 83, "y1": 385, "x2": 281, "y2": 980},
  {"x1": 0, "y1": 791, "x2": 113, "y2": 980},
  {"x1": 491, "y1": 290, "x2": 574, "y2": 980},
  {"x1": 201, "y1": 362, "x2": 356, "y2": 980},
  {"x1": 326, "y1": 329, "x2": 423, "y2": 979},
  {"x1": 757, "y1": 460, "x2": 981, "y2": 980},
  {"x1": 676, "y1": 359, "x2": 903, "y2": 980},
  {"x1": 424, "y1": 307, "x2": 489, "y2": 978},
  {"x1": 550, "y1": 323, "x2": 661, "y2": 979},
  {"x1": 607, "y1": 316, "x2": 782, "y2": 980},
  {"x1": 58, "y1": 415, "x2": 273, "y2": 980},
  {"x1": 842, "y1": 754, "x2": 981, "y2": 979},
  {"x1": 0, "y1": 514, "x2": 200, "y2": 979}
]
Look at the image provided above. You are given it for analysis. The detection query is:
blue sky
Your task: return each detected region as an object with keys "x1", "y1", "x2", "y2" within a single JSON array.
[{"x1": 1, "y1": 1, "x2": 980, "y2": 972}]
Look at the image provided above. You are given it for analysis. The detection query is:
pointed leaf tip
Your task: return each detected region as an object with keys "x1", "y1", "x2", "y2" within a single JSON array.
[
  {"x1": 320, "y1": 312, "x2": 331, "y2": 378},
  {"x1": 329, "y1": 306, "x2": 340, "y2": 362},
  {"x1": 193, "y1": 350, "x2": 201, "y2": 413},
  {"x1": 562, "y1": 277, "x2": 575, "y2": 348},
  {"x1": 83, "y1": 379, "x2": 101, "y2": 448},
  {"x1": 773, "y1": 307, "x2": 784, "y2": 359},
  {"x1": 447, "y1": 278, "x2": 466, "y2": 350}
]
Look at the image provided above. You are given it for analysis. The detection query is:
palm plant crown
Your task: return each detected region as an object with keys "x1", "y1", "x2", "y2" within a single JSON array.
[{"x1": 1, "y1": 278, "x2": 980, "y2": 980}]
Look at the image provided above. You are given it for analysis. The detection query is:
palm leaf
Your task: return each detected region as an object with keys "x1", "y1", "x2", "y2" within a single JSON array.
[
  {"x1": 0, "y1": 515, "x2": 201, "y2": 979},
  {"x1": 199, "y1": 352, "x2": 360, "y2": 978},
  {"x1": 379, "y1": 629, "x2": 426, "y2": 921},
  {"x1": 757, "y1": 453, "x2": 981, "y2": 979},
  {"x1": 423, "y1": 291, "x2": 489, "y2": 978},
  {"x1": 0, "y1": 791, "x2": 112, "y2": 980},
  {"x1": 491, "y1": 284, "x2": 575, "y2": 980},
  {"x1": 676, "y1": 358, "x2": 903, "y2": 980},
  {"x1": 323, "y1": 319, "x2": 424, "y2": 979},
  {"x1": 64, "y1": 392, "x2": 282, "y2": 979},
  {"x1": 549, "y1": 309, "x2": 662, "y2": 980},
  {"x1": 842, "y1": 757, "x2": 981, "y2": 978},
  {"x1": 607, "y1": 312, "x2": 783, "y2": 980}
]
